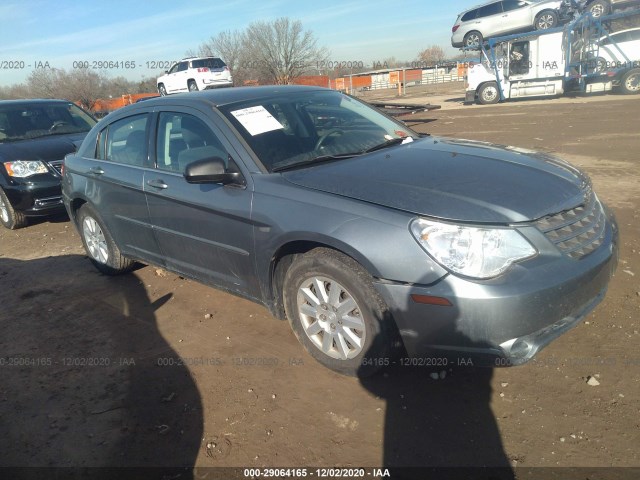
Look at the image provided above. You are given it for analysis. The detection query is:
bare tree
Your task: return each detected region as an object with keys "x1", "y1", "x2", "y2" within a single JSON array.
[
  {"x1": 242, "y1": 17, "x2": 328, "y2": 84},
  {"x1": 417, "y1": 45, "x2": 447, "y2": 66},
  {"x1": 198, "y1": 30, "x2": 244, "y2": 73},
  {"x1": 24, "y1": 67, "x2": 108, "y2": 110},
  {"x1": 64, "y1": 69, "x2": 109, "y2": 110}
]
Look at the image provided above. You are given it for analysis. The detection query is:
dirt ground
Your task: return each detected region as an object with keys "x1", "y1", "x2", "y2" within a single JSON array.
[{"x1": 1, "y1": 89, "x2": 639, "y2": 479}]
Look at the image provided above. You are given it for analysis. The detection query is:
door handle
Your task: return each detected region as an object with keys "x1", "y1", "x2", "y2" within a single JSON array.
[
  {"x1": 146, "y1": 179, "x2": 168, "y2": 189},
  {"x1": 88, "y1": 167, "x2": 104, "y2": 175}
]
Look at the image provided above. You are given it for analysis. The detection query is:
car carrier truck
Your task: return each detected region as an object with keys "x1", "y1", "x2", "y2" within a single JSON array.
[{"x1": 465, "y1": 8, "x2": 640, "y2": 104}]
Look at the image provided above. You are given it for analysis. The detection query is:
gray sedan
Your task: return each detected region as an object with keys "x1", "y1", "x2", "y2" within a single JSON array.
[{"x1": 62, "y1": 86, "x2": 618, "y2": 376}]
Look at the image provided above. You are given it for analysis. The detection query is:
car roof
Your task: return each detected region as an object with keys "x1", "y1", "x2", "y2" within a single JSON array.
[
  {"x1": 0, "y1": 98, "x2": 75, "y2": 106},
  {"x1": 129, "y1": 85, "x2": 329, "y2": 110},
  {"x1": 459, "y1": 0, "x2": 555, "y2": 15}
]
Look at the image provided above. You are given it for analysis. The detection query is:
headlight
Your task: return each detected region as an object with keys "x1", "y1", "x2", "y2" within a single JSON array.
[
  {"x1": 4, "y1": 160, "x2": 49, "y2": 177},
  {"x1": 410, "y1": 218, "x2": 537, "y2": 279}
]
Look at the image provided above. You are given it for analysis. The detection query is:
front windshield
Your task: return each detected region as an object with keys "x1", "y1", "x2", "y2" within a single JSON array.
[
  {"x1": 0, "y1": 102, "x2": 97, "y2": 142},
  {"x1": 218, "y1": 90, "x2": 417, "y2": 172}
]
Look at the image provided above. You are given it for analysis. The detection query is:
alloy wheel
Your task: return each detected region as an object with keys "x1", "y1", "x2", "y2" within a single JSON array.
[
  {"x1": 83, "y1": 216, "x2": 109, "y2": 264},
  {"x1": 296, "y1": 276, "x2": 366, "y2": 360},
  {"x1": 538, "y1": 14, "x2": 555, "y2": 29},
  {"x1": 0, "y1": 195, "x2": 8, "y2": 223}
]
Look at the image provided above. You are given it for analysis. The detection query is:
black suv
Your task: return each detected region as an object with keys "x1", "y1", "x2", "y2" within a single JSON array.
[{"x1": 0, "y1": 99, "x2": 96, "y2": 229}]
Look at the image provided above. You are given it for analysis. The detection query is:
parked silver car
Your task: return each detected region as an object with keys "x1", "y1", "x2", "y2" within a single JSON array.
[
  {"x1": 452, "y1": 0, "x2": 564, "y2": 48},
  {"x1": 62, "y1": 86, "x2": 618, "y2": 376}
]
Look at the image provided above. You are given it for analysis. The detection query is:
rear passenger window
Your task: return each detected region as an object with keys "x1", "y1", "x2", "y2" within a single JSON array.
[
  {"x1": 478, "y1": 1, "x2": 503, "y2": 17},
  {"x1": 156, "y1": 112, "x2": 229, "y2": 173},
  {"x1": 461, "y1": 9, "x2": 479, "y2": 21},
  {"x1": 502, "y1": 0, "x2": 527, "y2": 12},
  {"x1": 104, "y1": 114, "x2": 149, "y2": 167}
]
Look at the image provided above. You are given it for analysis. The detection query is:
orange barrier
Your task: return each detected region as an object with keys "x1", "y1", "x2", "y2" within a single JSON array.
[
  {"x1": 292, "y1": 75, "x2": 330, "y2": 87},
  {"x1": 92, "y1": 93, "x2": 158, "y2": 112}
]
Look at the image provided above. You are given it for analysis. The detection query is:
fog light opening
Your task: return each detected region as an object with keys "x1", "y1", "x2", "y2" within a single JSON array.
[{"x1": 509, "y1": 339, "x2": 532, "y2": 359}]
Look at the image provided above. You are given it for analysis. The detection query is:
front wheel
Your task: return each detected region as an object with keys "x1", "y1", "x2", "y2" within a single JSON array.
[
  {"x1": 0, "y1": 187, "x2": 27, "y2": 230},
  {"x1": 77, "y1": 204, "x2": 135, "y2": 275},
  {"x1": 535, "y1": 10, "x2": 558, "y2": 30},
  {"x1": 619, "y1": 69, "x2": 640, "y2": 94},
  {"x1": 188, "y1": 81, "x2": 199, "y2": 92},
  {"x1": 477, "y1": 82, "x2": 500, "y2": 105},
  {"x1": 588, "y1": 0, "x2": 609, "y2": 18},
  {"x1": 158, "y1": 84, "x2": 167, "y2": 96},
  {"x1": 283, "y1": 248, "x2": 395, "y2": 376}
]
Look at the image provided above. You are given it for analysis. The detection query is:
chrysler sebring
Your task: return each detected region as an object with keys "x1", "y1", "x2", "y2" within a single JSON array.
[{"x1": 62, "y1": 86, "x2": 618, "y2": 376}]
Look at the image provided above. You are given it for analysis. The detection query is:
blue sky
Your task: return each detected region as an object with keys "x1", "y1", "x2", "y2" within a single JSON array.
[{"x1": 0, "y1": 0, "x2": 470, "y2": 87}]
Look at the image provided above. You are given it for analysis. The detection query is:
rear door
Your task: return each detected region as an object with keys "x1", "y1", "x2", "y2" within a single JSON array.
[
  {"x1": 83, "y1": 113, "x2": 163, "y2": 264},
  {"x1": 477, "y1": 1, "x2": 505, "y2": 37},
  {"x1": 500, "y1": 0, "x2": 532, "y2": 31},
  {"x1": 144, "y1": 107, "x2": 257, "y2": 296}
]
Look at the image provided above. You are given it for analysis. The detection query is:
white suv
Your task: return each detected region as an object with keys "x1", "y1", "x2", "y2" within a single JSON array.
[
  {"x1": 157, "y1": 57, "x2": 233, "y2": 95},
  {"x1": 452, "y1": 0, "x2": 564, "y2": 48}
]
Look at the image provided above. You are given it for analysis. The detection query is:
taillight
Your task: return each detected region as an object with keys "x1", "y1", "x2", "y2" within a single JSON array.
[
  {"x1": 452, "y1": 25, "x2": 460, "y2": 33},
  {"x1": 197, "y1": 67, "x2": 209, "y2": 72}
]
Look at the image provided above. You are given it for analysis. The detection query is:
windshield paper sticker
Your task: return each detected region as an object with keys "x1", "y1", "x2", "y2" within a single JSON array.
[{"x1": 230, "y1": 106, "x2": 284, "y2": 136}]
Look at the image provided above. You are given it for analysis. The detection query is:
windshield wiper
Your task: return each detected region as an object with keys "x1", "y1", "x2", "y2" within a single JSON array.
[
  {"x1": 272, "y1": 152, "x2": 361, "y2": 172},
  {"x1": 363, "y1": 137, "x2": 407, "y2": 153}
]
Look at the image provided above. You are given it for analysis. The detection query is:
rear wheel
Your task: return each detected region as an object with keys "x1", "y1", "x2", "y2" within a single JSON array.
[
  {"x1": 619, "y1": 69, "x2": 640, "y2": 94},
  {"x1": 283, "y1": 248, "x2": 395, "y2": 376},
  {"x1": 535, "y1": 10, "x2": 558, "y2": 30},
  {"x1": 0, "y1": 187, "x2": 27, "y2": 230},
  {"x1": 463, "y1": 31, "x2": 483, "y2": 48},
  {"x1": 478, "y1": 82, "x2": 500, "y2": 104},
  {"x1": 188, "y1": 81, "x2": 199, "y2": 92},
  {"x1": 77, "y1": 204, "x2": 135, "y2": 275}
]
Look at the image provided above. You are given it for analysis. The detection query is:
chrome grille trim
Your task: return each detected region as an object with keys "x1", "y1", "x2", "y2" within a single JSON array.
[{"x1": 47, "y1": 160, "x2": 63, "y2": 175}]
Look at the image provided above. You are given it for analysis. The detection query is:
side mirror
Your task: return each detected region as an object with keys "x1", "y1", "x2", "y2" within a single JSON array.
[{"x1": 184, "y1": 157, "x2": 240, "y2": 185}]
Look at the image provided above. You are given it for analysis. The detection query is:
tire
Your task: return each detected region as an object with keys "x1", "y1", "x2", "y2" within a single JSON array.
[
  {"x1": 592, "y1": 56, "x2": 607, "y2": 73},
  {"x1": 535, "y1": 10, "x2": 558, "y2": 30},
  {"x1": 463, "y1": 31, "x2": 483, "y2": 48},
  {"x1": 0, "y1": 187, "x2": 27, "y2": 230},
  {"x1": 619, "y1": 69, "x2": 640, "y2": 94},
  {"x1": 188, "y1": 81, "x2": 199, "y2": 92},
  {"x1": 158, "y1": 84, "x2": 167, "y2": 96},
  {"x1": 77, "y1": 204, "x2": 135, "y2": 275},
  {"x1": 588, "y1": 0, "x2": 609, "y2": 17},
  {"x1": 282, "y1": 248, "x2": 396, "y2": 377},
  {"x1": 478, "y1": 82, "x2": 501, "y2": 105}
]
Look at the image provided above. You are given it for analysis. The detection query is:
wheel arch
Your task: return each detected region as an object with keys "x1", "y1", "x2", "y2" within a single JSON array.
[
  {"x1": 267, "y1": 238, "x2": 379, "y2": 321},
  {"x1": 67, "y1": 197, "x2": 88, "y2": 225}
]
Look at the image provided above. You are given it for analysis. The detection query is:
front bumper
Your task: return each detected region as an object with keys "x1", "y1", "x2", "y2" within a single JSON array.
[
  {"x1": 2, "y1": 176, "x2": 66, "y2": 217},
  {"x1": 374, "y1": 211, "x2": 619, "y2": 367}
]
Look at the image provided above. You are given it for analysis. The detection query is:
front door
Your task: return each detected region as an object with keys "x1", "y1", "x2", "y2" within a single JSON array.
[{"x1": 144, "y1": 109, "x2": 256, "y2": 296}]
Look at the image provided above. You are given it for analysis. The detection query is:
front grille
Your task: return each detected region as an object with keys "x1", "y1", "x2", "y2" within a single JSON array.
[
  {"x1": 535, "y1": 191, "x2": 606, "y2": 259},
  {"x1": 48, "y1": 160, "x2": 63, "y2": 175}
]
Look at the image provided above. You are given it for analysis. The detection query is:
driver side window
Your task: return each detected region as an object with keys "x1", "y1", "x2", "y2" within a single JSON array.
[{"x1": 155, "y1": 112, "x2": 229, "y2": 173}]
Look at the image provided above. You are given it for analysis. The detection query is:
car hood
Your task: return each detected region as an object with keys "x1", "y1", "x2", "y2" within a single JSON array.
[
  {"x1": 0, "y1": 133, "x2": 87, "y2": 162},
  {"x1": 281, "y1": 137, "x2": 591, "y2": 224}
]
